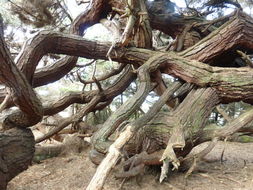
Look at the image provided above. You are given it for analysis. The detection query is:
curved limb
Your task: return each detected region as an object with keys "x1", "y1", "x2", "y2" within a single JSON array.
[{"x1": 87, "y1": 75, "x2": 182, "y2": 190}]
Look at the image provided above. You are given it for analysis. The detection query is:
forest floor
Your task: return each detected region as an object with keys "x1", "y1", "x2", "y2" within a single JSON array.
[{"x1": 7, "y1": 141, "x2": 253, "y2": 190}]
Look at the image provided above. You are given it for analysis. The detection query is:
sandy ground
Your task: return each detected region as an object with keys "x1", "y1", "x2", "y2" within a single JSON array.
[{"x1": 7, "y1": 141, "x2": 253, "y2": 190}]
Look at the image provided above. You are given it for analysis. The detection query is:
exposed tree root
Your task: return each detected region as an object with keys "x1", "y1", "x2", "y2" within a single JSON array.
[
  {"x1": 86, "y1": 77, "x2": 183, "y2": 189},
  {"x1": 183, "y1": 138, "x2": 218, "y2": 178}
]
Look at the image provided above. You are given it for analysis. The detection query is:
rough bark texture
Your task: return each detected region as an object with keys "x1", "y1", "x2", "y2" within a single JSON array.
[
  {"x1": 0, "y1": 1, "x2": 112, "y2": 188},
  {"x1": 87, "y1": 80, "x2": 183, "y2": 190},
  {"x1": 1, "y1": 12, "x2": 252, "y2": 104},
  {"x1": 2, "y1": 1, "x2": 253, "y2": 189},
  {"x1": 124, "y1": 88, "x2": 220, "y2": 158},
  {"x1": 0, "y1": 128, "x2": 35, "y2": 190}
]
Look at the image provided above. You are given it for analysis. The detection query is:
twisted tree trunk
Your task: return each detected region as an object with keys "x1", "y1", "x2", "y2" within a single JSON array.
[
  {"x1": 0, "y1": 128, "x2": 35, "y2": 190},
  {"x1": 0, "y1": 1, "x2": 109, "y2": 189},
  {"x1": 2, "y1": 1, "x2": 253, "y2": 190}
]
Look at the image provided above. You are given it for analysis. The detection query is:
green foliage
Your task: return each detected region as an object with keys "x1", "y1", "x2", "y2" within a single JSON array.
[
  {"x1": 237, "y1": 135, "x2": 253, "y2": 143},
  {"x1": 85, "y1": 108, "x2": 112, "y2": 126},
  {"x1": 0, "y1": 0, "x2": 20, "y2": 26},
  {"x1": 7, "y1": 0, "x2": 71, "y2": 29},
  {"x1": 185, "y1": 0, "x2": 253, "y2": 10}
]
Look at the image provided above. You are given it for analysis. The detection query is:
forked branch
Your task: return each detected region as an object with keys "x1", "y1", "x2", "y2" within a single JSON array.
[{"x1": 86, "y1": 81, "x2": 183, "y2": 190}]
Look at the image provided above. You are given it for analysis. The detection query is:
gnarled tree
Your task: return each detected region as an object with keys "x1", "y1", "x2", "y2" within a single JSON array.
[{"x1": 1, "y1": 0, "x2": 253, "y2": 190}]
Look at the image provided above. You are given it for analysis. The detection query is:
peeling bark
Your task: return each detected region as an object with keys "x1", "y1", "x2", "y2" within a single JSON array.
[
  {"x1": 0, "y1": 1, "x2": 112, "y2": 188},
  {"x1": 87, "y1": 79, "x2": 183, "y2": 190},
  {"x1": 2, "y1": 1, "x2": 253, "y2": 189},
  {"x1": 1, "y1": 12, "x2": 252, "y2": 104}
]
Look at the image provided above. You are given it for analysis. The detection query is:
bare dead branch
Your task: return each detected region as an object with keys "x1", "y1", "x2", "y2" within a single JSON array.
[
  {"x1": 76, "y1": 59, "x2": 96, "y2": 67},
  {"x1": 0, "y1": 93, "x2": 10, "y2": 113},
  {"x1": 216, "y1": 105, "x2": 232, "y2": 123},
  {"x1": 87, "y1": 80, "x2": 183, "y2": 190},
  {"x1": 236, "y1": 50, "x2": 253, "y2": 67},
  {"x1": 93, "y1": 76, "x2": 103, "y2": 92},
  {"x1": 36, "y1": 95, "x2": 102, "y2": 143},
  {"x1": 215, "y1": 107, "x2": 253, "y2": 138},
  {"x1": 43, "y1": 66, "x2": 135, "y2": 116},
  {"x1": 0, "y1": 33, "x2": 43, "y2": 128},
  {"x1": 78, "y1": 63, "x2": 126, "y2": 85}
]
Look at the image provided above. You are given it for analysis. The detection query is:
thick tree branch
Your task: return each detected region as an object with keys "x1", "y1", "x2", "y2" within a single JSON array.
[
  {"x1": 78, "y1": 63, "x2": 126, "y2": 85},
  {"x1": 43, "y1": 66, "x2": 136, "y2": 115},
  {"x1": 0, "y1": 0, "x2": 113, "y2": 108},
  {"x1": 0, "y1": 33, "x2": 43, "y2": 128},
  {"x1": 15, "y1": 0, "x2": 110, "y2": 85},
  {"x1": 36, "y1": 95, "x2": 102, "y2": 143},
  {"x1": 33, "y1": 56, "x2": 78, "y2": 87},
  {"x1": 215, "y1": 107, "x2": 253, "y2": 138},
  {"x1": 1, "y1": 12, "x2": 253, "y2": 106},
  {"x1": 91, "y1": 53, "x2": 162, "y2": 154},
  {"x1": 180, "y1": 11, "x2": 245, "y2": 62},
  {"x1": 87, "y1": 80, "x2": 183, "y2": 190}
]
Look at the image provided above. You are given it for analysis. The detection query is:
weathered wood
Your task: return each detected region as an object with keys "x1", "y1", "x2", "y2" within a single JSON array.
[
  {"x1": 34, "y1": 134, "x2": 89, "y2": 162},
  {"x1": 91, "y1": 54, "x2": 160, "y2": 154},
  {"x1": 216, "y1": 107, "x2": 253, "y2": 138},
  {"x1": 42, "y1": 66, "x2": 135, "y2": 116},
  {"x1": 2, "y1": 1, "x2": 253, "y2": 189},
  {"x1": 1, "y1": 12, "x2": 253, "y2": 104},
  {"x1": 102, "y1": 87, "x2": 219, "y2": 183},
  {"x1": 0, "y1": 25, "x2": 43, "y2": 128},
  {"x1": 0, "y1": 128, "x2": 35, "y2": 190},
  {"x1": 0, "y1": 2, "x2": 112, "y2": 189},
  {"x1": 121, "y1": 87, "x2": 219, "y2": 164},
  {"x1": 36, "y1": 96, "x2": 102, "y2": 143},
  {"x1": 86, "y1": 80, "x2": 182, "y2": 190}
]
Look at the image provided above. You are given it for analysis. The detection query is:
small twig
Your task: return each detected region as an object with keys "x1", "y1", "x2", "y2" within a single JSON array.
[
  {"x1": 165, "y1": 38, "x2": 177, "y2": 51},
  {"x1": 112, "y1": 7, "x2": 126, "y2": 15},
  {"x1": 236, "y1": 50, "x2": 253, "y2": 67},
  {"x1": 0, "y1": 94, "x2": 10, "y2": 113},
  {"x1": 217, "y1": 175, "x2": 242, "y2": 185},
  {"x1": 160, "y1": 159, "x2": 170, "y2": 183},
  {"x1": 90, "y1": 61, "x2": 103, "y2": 91},
  {"x1": 220, "y1": 148, "x2": 225, "y2": 163},
  {"x1": 183, "y1": 138, "x2": 218, "y2": 178},
  {"x1": 76, "y1": 0, "x2": 90, "y2": 5},
  {"x1": 196, "y1": 173, "x2": 215, "y2": 181},
  {"x1": 185, "y1": 156, "x2": 197, "y2": 178},
  {"x1": 56, "y1": 0, "x2": 73, "y2": 22},
  {"x1": 164, "y1": 182, "x2": 183, "y2": 190},
  {"x1": 107, "y1": 41, "x2": 116, "y2": 57},
  {"x1": 216, "y1": 105, "x2": 232, "y2": 123},
  {"x1": 76, "y1": 59, "x2": 96, "y2": 67},
  {"x1": 91, "y1": 61, "x2": 97, "y2": 79},
  {"x1": 78, "y1": 64, "x2": 126, "y2": 85},
  {"x1": 92, "y1": 76, "x2": 103, "y2": 92},
  {"x1": 118, "y1": 178, "x2": 127, "y2": 190},
  {"x1": 76, "y1": 72, "x2": 87, "y2": 88}
]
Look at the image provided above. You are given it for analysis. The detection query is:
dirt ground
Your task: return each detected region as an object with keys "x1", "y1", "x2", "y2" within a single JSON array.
[{"x1": 7, "y1": 141, "x2": 253, "y2": 190}]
